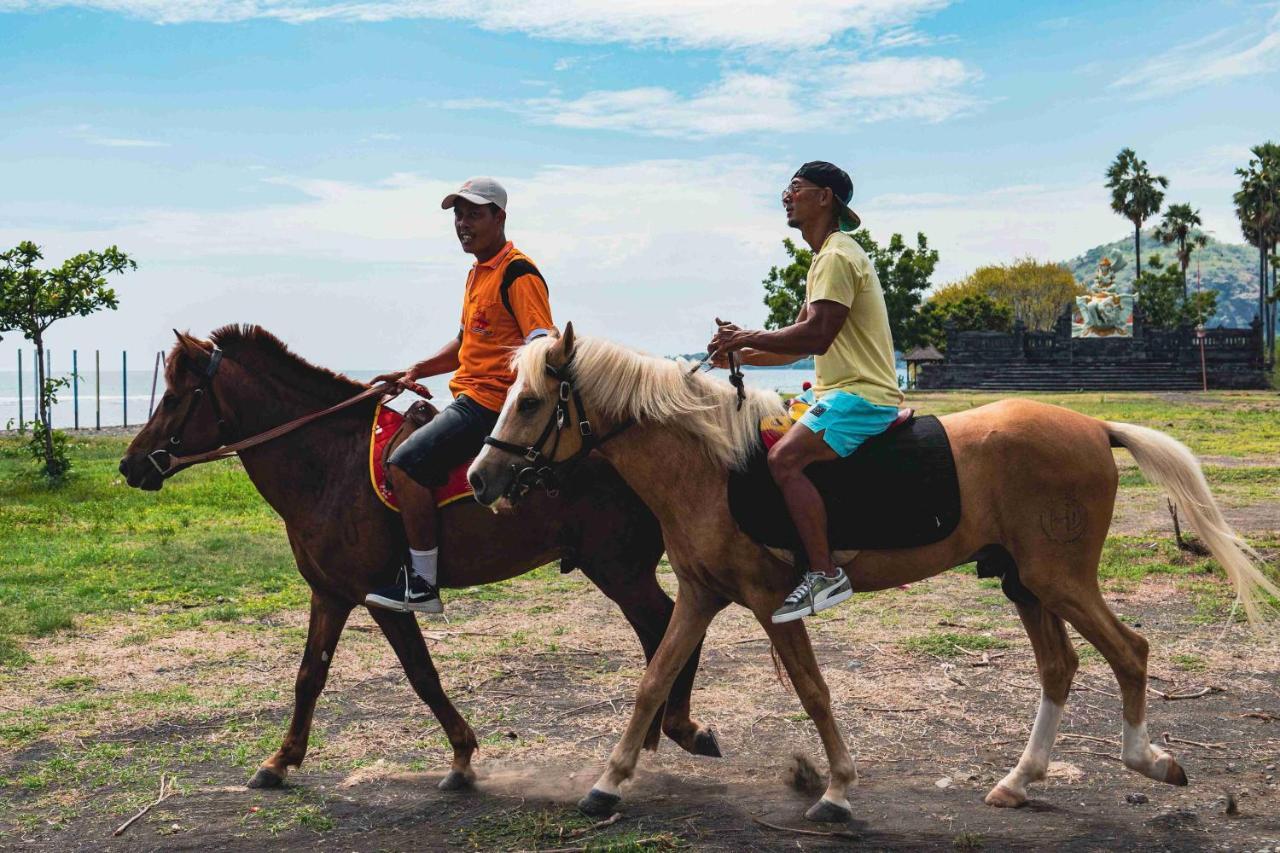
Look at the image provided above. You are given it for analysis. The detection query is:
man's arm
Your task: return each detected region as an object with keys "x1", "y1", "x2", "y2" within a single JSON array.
[
  {"x1": 407, "y1": 334, "x2": 463, "y2": 378},
  {"x1": 370, "y1": 334, "x2": 462, "y2": 392},
  {"x1": 708, "y1": 301, "x2": 848, "y2": 363}
]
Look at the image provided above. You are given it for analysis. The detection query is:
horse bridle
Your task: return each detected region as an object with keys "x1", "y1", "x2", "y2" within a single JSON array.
[
  {"x1": 144, "y1": 347, "x2": 394, "y2": 479},
  {"x1": 482, "y1": 355, "x2": 631, "y2": 499},
  {"x1": 147, "y1": 346, "x2": 235, "y2": 477}
]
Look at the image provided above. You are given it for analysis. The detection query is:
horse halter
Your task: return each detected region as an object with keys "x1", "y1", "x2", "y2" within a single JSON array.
[
  {"x1": 483, "y1": 355, "x2": 631, "y2": 499},
  {"x1": 147, "y1": 346, "x2": 234, "y2": 478}
]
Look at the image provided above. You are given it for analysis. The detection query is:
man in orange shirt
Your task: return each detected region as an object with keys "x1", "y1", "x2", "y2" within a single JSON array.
[{"x1": 366, "y1": 177, "x2": 554, "y2": 614}]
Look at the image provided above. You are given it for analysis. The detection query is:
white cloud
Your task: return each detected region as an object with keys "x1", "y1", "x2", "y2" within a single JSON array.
[
  {"x1": 449, "y1": 57, "x2": 983, "y2": 139},
  {"x1": 86, "y1": 136, "x2": 169, "y2": 147},
  {"x1": 3, "y1": 0, "x2": 951, "y2": 49},
  {"x1": 1112, "y1": 12, "x2": 1280, "y2": 95}
]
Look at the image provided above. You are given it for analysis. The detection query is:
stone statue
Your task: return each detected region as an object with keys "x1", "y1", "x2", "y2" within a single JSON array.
[{"x1": 1072, "y1": 257, "x2": 1134, "y2": 338}]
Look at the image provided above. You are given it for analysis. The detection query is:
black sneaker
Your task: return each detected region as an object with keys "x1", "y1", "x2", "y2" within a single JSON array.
[{"x1": 364, "y1": 567, "x2": 444, "y2": 614}]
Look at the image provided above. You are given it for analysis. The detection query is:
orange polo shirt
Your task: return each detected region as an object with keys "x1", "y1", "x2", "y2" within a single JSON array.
[{"x1": 450, "y1": 241, "x2": 554, "y2": 412}]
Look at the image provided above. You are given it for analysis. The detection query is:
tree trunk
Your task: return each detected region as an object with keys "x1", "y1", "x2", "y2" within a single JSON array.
[
  {"x1": 1179, "y1": 235, "x2": 1188, "y2": 300},
  {"x1": 34, "y1": 333, "x2": 56, "y2": 473},
  {"x1": 1261, "y1": 242, "x2": 1268, "y2": 365},
  {"x1": 1134, "y1": 223, "x2": 1142, "y2": 282}
]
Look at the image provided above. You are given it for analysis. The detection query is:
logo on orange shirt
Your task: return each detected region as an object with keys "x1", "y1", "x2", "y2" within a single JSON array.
[{"x1": 470, "y1": 307, "x2": 494, "y2": 337}]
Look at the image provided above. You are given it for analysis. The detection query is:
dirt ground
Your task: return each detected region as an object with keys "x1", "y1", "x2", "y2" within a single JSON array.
[{"x1": 4, "y1": 531, "x2": 1280, "y2": 852}]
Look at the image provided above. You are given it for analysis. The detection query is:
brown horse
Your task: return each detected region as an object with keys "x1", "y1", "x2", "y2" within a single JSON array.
[
  {"x1": 468, "y1": 324, "x2": 1279, "y2": 822},
  {"x1": 118, "y1": 325, "x2": 721, "y2": 792}
]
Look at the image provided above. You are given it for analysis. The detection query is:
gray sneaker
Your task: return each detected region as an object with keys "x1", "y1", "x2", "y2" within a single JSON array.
[{"x1": 771, "y1": 568, "x2": 853, "y2": 624}]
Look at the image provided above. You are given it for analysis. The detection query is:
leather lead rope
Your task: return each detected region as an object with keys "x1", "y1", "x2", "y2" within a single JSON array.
[{"x1": 150, "y1": 382, "x2": 397, "y2": 476}]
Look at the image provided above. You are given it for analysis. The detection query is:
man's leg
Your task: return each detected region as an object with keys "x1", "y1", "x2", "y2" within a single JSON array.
[
  {"x1": 390, "y1": 465, "x2": 440, "y2": 587},
  {"x1": 365, "y1": 401, "x2": 483, "y2": 614},
  {"x1": 767, "y1": 426, "x2": 839, "y2": 576}
]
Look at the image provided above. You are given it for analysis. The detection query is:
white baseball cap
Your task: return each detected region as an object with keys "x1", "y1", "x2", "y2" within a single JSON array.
[{"x1": 441, "y1": 176, "x2": 507, "y2": 211}]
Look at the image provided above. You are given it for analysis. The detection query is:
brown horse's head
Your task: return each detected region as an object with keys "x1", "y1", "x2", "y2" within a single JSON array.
[
  {"x1": 468, "y1": 323, "x2": 590, "y2": 507},
  {"x1": 119, "y1": 331, "x2": 230, "y2": 491}
]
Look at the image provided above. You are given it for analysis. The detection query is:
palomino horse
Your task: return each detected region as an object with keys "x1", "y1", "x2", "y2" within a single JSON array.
[
  {"x1": 118, "y1": 325, "x2": 722, "y2": 791},
  {"x1": 468, "y1": 324, "x2": 1278, "y2": 822}
]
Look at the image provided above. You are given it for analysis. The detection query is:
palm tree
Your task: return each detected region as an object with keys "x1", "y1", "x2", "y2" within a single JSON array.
[
  {"x1": 1106, "y1": 148, "x2": 1168, "y2": 281},
  {"x1": 1234, "y1": 142, "x2": 1280, "y2": 365},
  {"x1": 1153, "y1": 203, "x2": 1209, "y2": 299}
]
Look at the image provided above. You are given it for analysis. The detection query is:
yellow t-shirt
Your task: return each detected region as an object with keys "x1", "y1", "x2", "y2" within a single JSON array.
[{"x1": 805, "y1": 231, "x2": 904, "y2": 408}]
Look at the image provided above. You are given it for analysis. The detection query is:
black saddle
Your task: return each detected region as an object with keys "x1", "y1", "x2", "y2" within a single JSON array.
[{"x1": 728, "y1": 414, "x2": 961, "y2": 551}]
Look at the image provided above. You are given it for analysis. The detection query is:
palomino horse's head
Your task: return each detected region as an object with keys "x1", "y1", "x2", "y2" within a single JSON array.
[
  {"x1": 468, "y1": 323, "x2": 596, "y2": 507},
  {"x1": 119, "y1": 331, "x2": 234, "y2": 491}
]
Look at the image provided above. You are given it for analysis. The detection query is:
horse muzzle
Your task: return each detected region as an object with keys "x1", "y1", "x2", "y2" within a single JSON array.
[{"x1": 118, "y1": 454, "x2": 166, "y2": 491}]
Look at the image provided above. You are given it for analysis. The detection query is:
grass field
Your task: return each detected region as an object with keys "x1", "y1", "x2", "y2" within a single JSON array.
[{"x1": 1, "y1": 390, "x2": 1277, "y2": 849}]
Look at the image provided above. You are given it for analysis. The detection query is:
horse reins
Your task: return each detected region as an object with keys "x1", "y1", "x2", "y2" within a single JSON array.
[
  {"x1": 687, "y1": 348, "x2": 747, "y2": 410},
  {"x1": 482, "y1": 354, "x2": 633, "y2": 499},
  {"x1": 147, "y1": 346, "x2": 396, "y2": 478}
]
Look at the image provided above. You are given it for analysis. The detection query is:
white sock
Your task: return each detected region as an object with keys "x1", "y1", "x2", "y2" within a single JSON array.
[{"x1": 409, "y1": 547, "x2": 438, "y2": 586}]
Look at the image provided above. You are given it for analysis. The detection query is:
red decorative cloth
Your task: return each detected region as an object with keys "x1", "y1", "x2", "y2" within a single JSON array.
[{"x1": 369, "y1": 403, "x2": 475, "y2": 511}]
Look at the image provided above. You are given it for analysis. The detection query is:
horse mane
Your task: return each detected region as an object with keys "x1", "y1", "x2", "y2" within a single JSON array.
[
  {"x1": 166, "y1": 324, "x2": 365, "y2": 401},
  {"x1": 514, "y1": 335, "x2": 784, "y2": 470}
]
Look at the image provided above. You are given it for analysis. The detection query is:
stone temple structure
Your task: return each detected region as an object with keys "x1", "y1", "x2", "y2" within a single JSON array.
[{"x1": 916, "y1": 260, "x2": 1269, "y2": 391}]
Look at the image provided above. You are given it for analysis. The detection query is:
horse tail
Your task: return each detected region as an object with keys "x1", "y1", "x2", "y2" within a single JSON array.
[{"x1": 1105, "y1": 421, "x2": 1279, "y2": 626}]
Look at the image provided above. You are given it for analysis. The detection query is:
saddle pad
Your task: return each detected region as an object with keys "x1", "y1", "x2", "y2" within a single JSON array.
[
  {"x1": 369, "y1": 403, "x2": 474, "y2": 511},
  {"x1": 727, "y1": 414, "x2": 961, "y2": 551}
]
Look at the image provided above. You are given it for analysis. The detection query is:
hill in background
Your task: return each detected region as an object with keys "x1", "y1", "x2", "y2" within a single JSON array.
[{"x1": 1063, "y1": 232, "x2": 1264, "y2": 328}]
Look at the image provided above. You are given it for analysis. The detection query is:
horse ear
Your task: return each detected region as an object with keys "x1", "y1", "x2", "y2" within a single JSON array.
[
  {"x1": 561, "y1": 322, "x2": 575, "y2": 358},
  {"x1": 174, "y1": 330, "x2": 211, "y2": 364}
]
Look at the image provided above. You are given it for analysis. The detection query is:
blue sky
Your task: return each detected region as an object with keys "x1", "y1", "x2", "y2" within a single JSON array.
[{"x1": 1, "y1": 0, "x2": 1277, "y2": 369}]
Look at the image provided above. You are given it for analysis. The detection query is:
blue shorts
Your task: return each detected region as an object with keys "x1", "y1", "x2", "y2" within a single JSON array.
[{"x1": 796, "y1": 389, "x2": 900, "y2": 458}]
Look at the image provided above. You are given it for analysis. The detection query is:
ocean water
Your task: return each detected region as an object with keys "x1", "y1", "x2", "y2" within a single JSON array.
[{"x1": 0, "y1": 363, "x2": 906, "y2": 431}]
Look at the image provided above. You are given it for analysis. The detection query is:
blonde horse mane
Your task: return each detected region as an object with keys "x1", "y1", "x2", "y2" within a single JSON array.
[{"x1": 513, "y1": 335, "x2": 785, "y2": 470}]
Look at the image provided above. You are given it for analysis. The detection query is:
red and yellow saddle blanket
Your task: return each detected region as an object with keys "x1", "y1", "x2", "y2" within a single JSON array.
[{"x1": 368, "y1": 403, "x2": 475, "y2": 511}]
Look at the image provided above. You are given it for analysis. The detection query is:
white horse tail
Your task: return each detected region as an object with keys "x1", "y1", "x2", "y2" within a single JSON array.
[{"x1": 1105, "y1": 421, "x2": 1279, "y2": 626}]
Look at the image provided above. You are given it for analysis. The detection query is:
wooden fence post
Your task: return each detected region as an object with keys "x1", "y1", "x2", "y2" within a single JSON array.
[{"x1": 16, "y1": 350, "x2": 23, "y2": 433}]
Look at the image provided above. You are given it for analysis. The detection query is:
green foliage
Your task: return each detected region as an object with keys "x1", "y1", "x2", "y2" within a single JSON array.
[
  {"x1": 1154, "y1": 202, "x2": 1209, "y2": 296},
  {"x1": 1134, "y1": 254, "x2": 1218, "y2": 328},
  {"x1": 855, "y1": 230, "x2": 939, "y2": 349},
  {"x1": 0, "y1": 241, "x2": 134, "y2": 482},
  {"x1": 760, "y1": 230, "x2": 939, "y2": 349},
  {"x1": 1106, "y1": 147, "x2": 1168, "y2": 280},
  {"x1": 917, "y1": 293, "x2": 1012, "y2": 350},
  {"x1": 762, "y1": 238, "x2": 813, "y2": 330},
  {"x1": 932, "y1": 257, "x2": 1080, "y2": 331}
]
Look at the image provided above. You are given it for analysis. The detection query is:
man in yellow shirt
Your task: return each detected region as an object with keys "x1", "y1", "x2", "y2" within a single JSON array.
[{"x1": 708, "y1": 161, "x2": 903, "y2": 623}]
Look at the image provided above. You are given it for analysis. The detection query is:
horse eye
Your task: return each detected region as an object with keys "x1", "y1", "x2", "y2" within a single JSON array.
[
  {"x1": 161, "y1": 393, "x2": 178, "y2": 410},
  {"x1": 517, "y1": 396, "x2": 540, "y2": 413}
]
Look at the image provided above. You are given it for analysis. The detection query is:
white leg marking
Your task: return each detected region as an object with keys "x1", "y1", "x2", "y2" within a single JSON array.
[
  {"x1": 1122, "y1": 720, "x2": 1174, "y2": 780},
  {"x1": 995, "y1": 696, "x2": 1063, "y2": 801},
  {"x1": 592, "y1": 770, "x2": 621, "y2": 797}
]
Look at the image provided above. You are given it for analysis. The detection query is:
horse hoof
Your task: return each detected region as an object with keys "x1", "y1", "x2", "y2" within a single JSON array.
[
  {"x1": 247, "y1": 767, "x2": 284, "y2": 789},
  {"x1": 438, "y1": 769, "x2": 475, "y2": 791},
  {"x1": 804, "y1": 797, "x2": 852, "y2": 823},
  {"x1": 692, "y1": 728, "x2": 723, "y2": 758},
  {"x1": 578, "y1": 788, "x2": 621, "y2": 818},
  {"x1": 1165, "y1": 760, "x2": 1189, "y2": 787},
  {"x1": 984, "y1": 784, "x2": 1025, "y2": 808}
]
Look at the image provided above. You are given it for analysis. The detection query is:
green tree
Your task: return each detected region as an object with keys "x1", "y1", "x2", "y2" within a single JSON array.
[
  {"x1": 933, "y1": 258, "x2": 1080, "y2": 331},
  {"x1": 762, "y1": 238, "x2": 813, "y2": 330},
  {"x1": 0, "y1": 241, "x2": 134, "y2": 480},
  {"x1": 917, "y1": 292, "x2": 1012, "y2": 350},
  {"x1": 760, "y1": 231, "x2": 939, "y2": 349},
  {"x1": 1106, "y1": 148, "x2": 1168, "y2": 282},
  {"x1": 1132, "y1": 253, "x2": 1214, "y2": 329},
  {"x1": 1153, "y1": 202, "x2": 1209, "y2": 299},
  {"x1": 1234, "y1": 142, "x2": 1279, "y2": 365}
]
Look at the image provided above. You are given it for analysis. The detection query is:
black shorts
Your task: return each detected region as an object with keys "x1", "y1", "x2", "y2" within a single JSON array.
[{"x1": 387, "y1": 394, "x2": 500, "y2": 488}]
